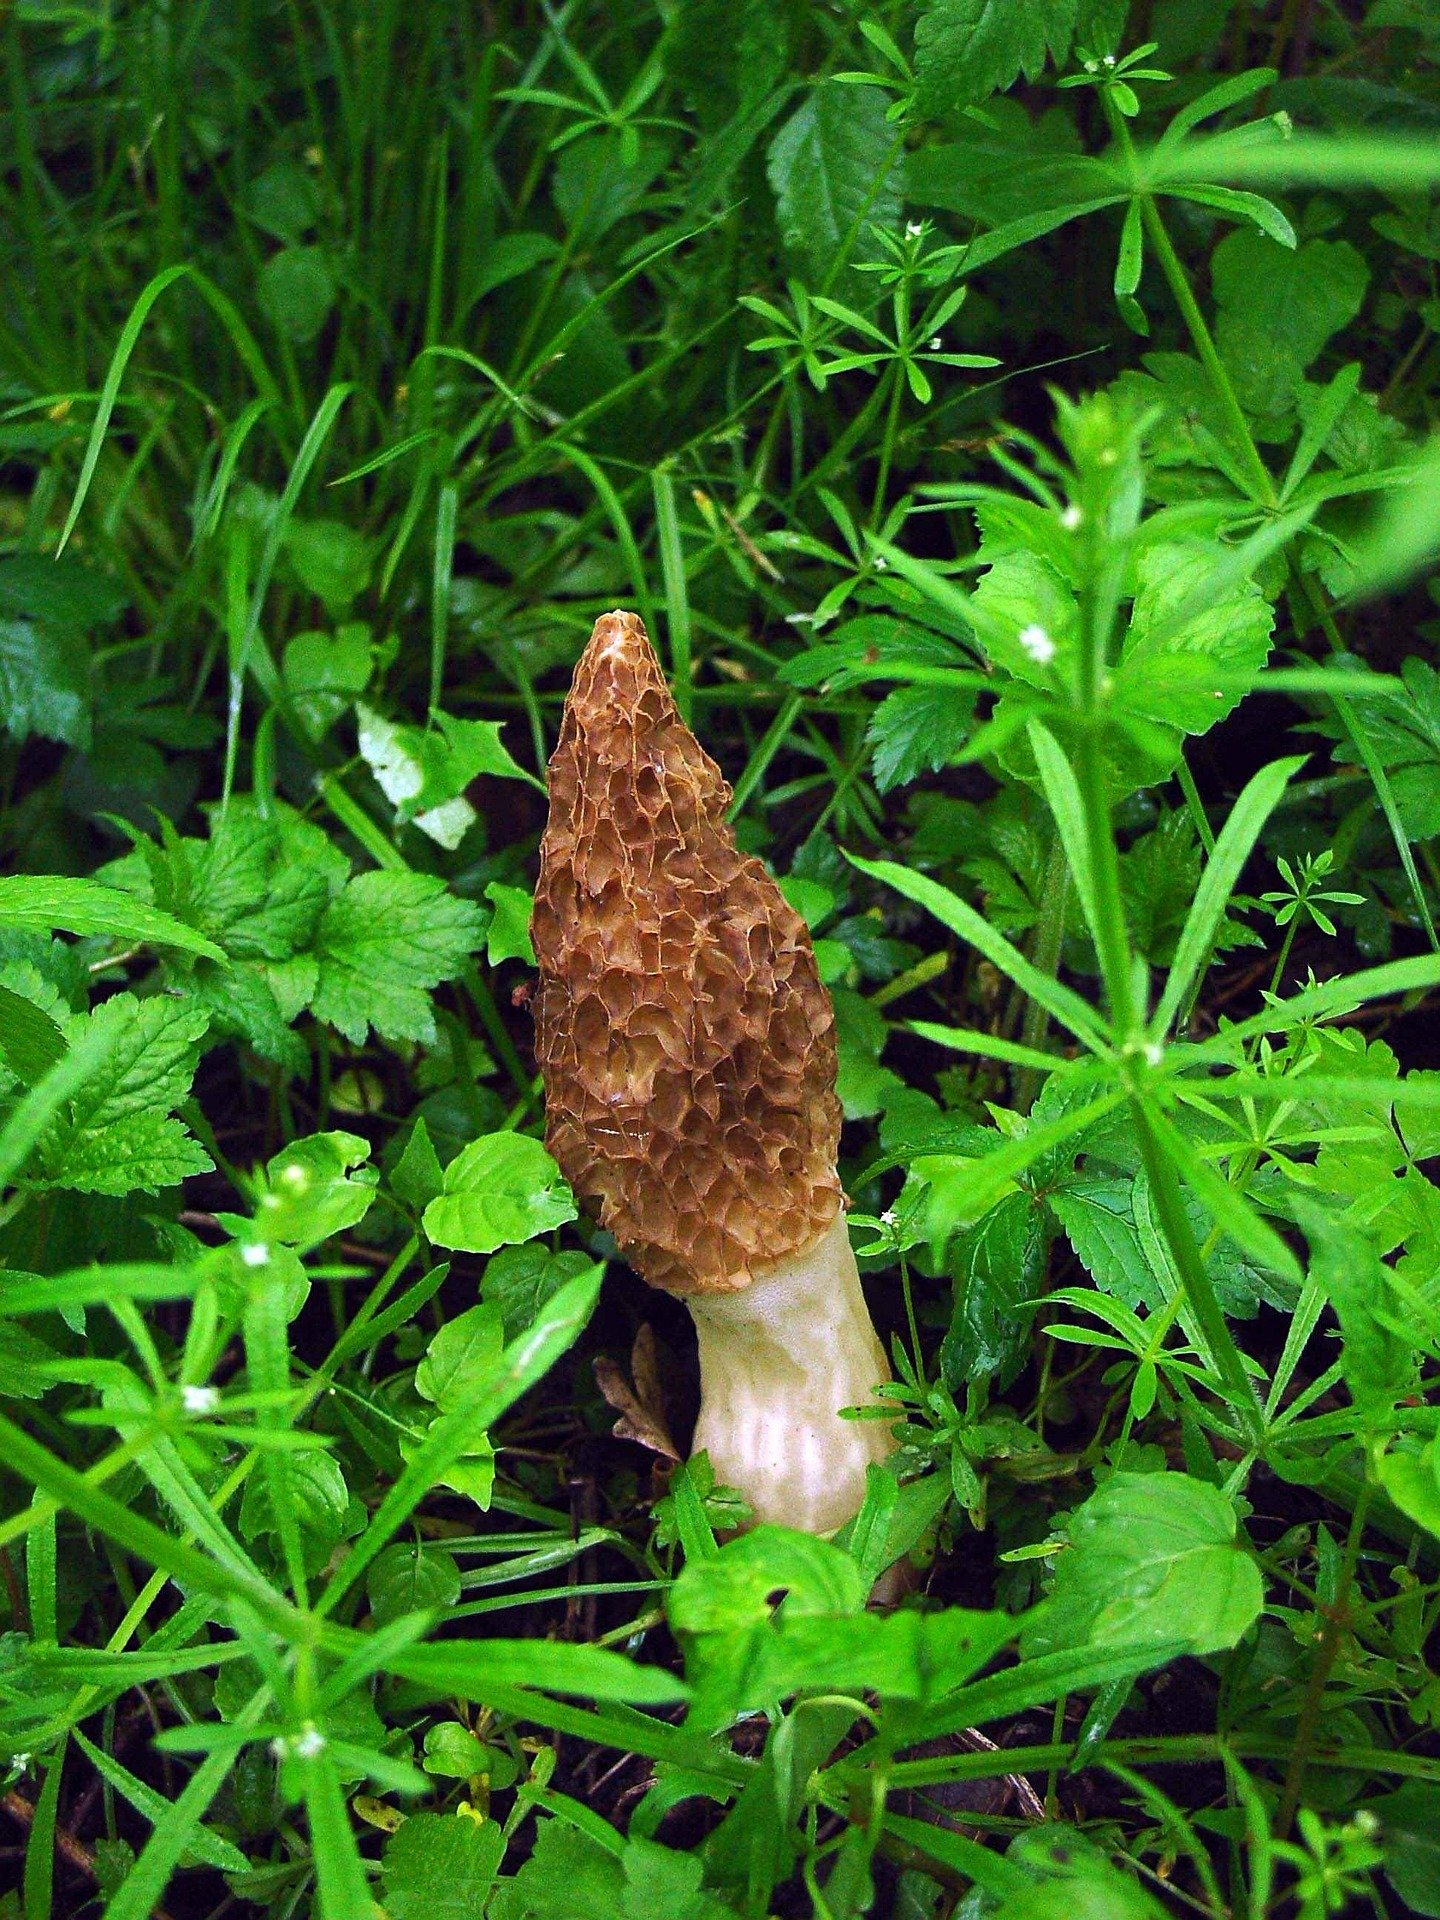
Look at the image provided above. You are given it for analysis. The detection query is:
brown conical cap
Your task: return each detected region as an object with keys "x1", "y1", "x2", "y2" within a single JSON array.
[{"x1": 530, "y1": 611, "x2": 843, "y2": 1295}]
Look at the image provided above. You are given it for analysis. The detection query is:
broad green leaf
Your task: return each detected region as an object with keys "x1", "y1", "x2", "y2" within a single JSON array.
[
  {"x1": 766, "y1": 80, "x2": 901, "y2": 298},
  {"x1": 250, "y1": 1130, "x2": 377, "y2": 1250},
  {"x1": 258, "y1": 243, "x2": 336, "y2": 343},
  {"x1": 940, "y1": 1191, "x2": 1053, "y2": 1391},
  {"x1": 28, "y1": 993, "x2": 212, "y2": 1196},
  {"x1": 415, "y1": 1303, "x2": 506, "y2": 1409},
  {"x1": 1378, "y1": 1444, "x2": 1440, "y2": 1543},
  {"x1": 1114, "y1": 542, "x2": 1275, "y2": 751},
  {"x1": 670, "y1": 1526, "x2": 865, "y2": 1637},
  {"x1": 914, "y1": 0, "x2": 1080, "y2": 112},
  {"x1": 238, "y1": 1446, "x2": 352, "y2": 1577},
  {"x1": 383, "y1": 1812, "x2": 505, "y2": 1920},
  {"x1": 1212, "y1": 231, "x2": 1368, "y2": 419},
  {"x1": 0, "y1": 875, "x2": 225, "y2": 960},
  {"x1": 311, "y1": 868, "x2": 485, "y2": 1045},
  {"x1": 284, "y1": 516, "x2": 374, "y2": 614},
  {"x1": 0, "y1": 617, "x2": 91, "y2": 748},
  {"x1": 366, "y1": 1542, "x2": 462, "y2": 1628},
  {"x1": 0, "y1": 981, "x2": 67, "y2": 1084},
  {"x1": 423, "y1": 1131, "x2": 577, "y2": 1253},
  {"x1": 1299, "y1": 1204, "x2": 1414, "y2": 1417},
  {"x1": 996, "y1": 1826, "x2": 1170, "y2": 1919},
  {"x1": 487, "y1": 1819, "x2": 731, "y2": 1920},
  {"x1": 1022, "y1": 1471, "x2": 1263, "y2": 1658},
  {"x1": 1367, "y1": 1781, "x2": 1440, "y2": 1919},
  {"x1": 866, "y1": 682, "x2": 979, "y2": 792}
]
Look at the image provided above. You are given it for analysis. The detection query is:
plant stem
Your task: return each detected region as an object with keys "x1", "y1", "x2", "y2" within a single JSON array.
[
  {"x1": 1137, "y1": 194, "x2": 1276, "y2": 508},
  {"x1": 1275, "y1": 1468, "x2": 1375, "y2": 1836}
]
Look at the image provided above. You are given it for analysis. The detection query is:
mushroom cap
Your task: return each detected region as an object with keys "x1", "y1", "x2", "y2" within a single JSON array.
[{"x1": 531, "y1": 610, "x2": 843, "y2": 1295}]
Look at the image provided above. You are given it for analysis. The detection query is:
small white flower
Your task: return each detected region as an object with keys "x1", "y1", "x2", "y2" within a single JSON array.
[
  {"x1": 181, "y1": 1385, "x2": 219, "y2": 1416},
  {"x1": 873, "y1": 554, "x2": 889, "y2": 570},
  {"x1": 880, "y1": 1208, "x2": 898, "y2": 1227},
  {"x1": 272, "y1": 1723, "x2": 326, "y2": 1762},
  {"x1": 1018, "y1": 623, "x2": 1056, "y2": 665},
  {"x1": 10, "y1": 1754, "x2": 30, "y2": 1774},
  {"x1": 240, "y1": 1241, "x2": 269, "y2": 1268},
  {"x1": 1144, "y1": 1041, "x2": 1165, "y2": 1067},
  {"x1": 905, "y1": 220, "x2": 924, "y2": 239},
  {"x1": 928, "y1": 335, "x2": 942, "y2": 350},
  {"x1": 1060, "y1": 504, "x2": 1083, "y2": 531},
  {"x1": 1102, "y1": 52, "x2": 1117, "y2": 66},
  {"x1": 1084, "y1": 57, "x2": 1100, "y2": 72}
]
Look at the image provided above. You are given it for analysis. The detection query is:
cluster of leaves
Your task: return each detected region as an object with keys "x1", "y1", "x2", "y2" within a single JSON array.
[{"x1": 3, "y1": 1, "x2": 1440, "y2": 1918}]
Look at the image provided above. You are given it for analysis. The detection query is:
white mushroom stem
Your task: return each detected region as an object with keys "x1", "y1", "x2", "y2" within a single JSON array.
[{"x1": 686, "y1": 1209, "x2": 896, "y2": 1534}]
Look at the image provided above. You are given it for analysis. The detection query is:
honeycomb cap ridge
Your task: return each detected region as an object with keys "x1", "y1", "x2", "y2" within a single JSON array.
[{"x1": 530, "y1": 610, "x2": 843, "y2": 1295}]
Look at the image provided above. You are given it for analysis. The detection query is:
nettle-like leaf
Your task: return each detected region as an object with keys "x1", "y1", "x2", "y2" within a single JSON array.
[
  {"x1": 1324, "y1": 657, "x2": 1440, "y2": 840},
  {"x1": 913, "y1": 0, "x2": 1126, "y2": 115},
  {"x1": 1111, "y1": 540, "x2": 1275, "y2": 764},
  {"x1": 311, "y1": 869, "x2": 486, "y2": 1046},
  {"x1": 29, "y1": 993, "x2": 212, "y2": 1195},
  {"x1": 1023, "y1": 1470, "x2": 1264, "y2": 1659},
  {"x1": 101, "y1": 802, "x2": 486, "y2": 1056},
  {"x1": 1212, "y1": 230, "x2": 1370, "y2": 423},
  {"x1": 766, "y1": 79, "x2": 902, "y2": 299},
  {"x1": 867, "y1": 682, "x2": 978, "y2": 791},
  {"x1": 383, "y1": 1810, "x2": 504, "y2": 1920},
  {"x1": 488, "y1": 1818, "x2": 732, "y2": 1920}
]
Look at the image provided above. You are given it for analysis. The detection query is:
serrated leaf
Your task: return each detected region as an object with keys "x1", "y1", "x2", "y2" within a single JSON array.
[
  {"x1": 1114, "y1": 541, "x2": 1275, "y2": 743},
  {"x1": 1022, "y1": 1471, "x2": 1263, "y2": 1658},
  {"x1": 311, "y1": 869, "x2": 485, "y2": 1046},
  {"x1": 867, "y1": 683, "x2": 977, "y2": 792},
  {"x1": 0, "y1": 875, "x2": 225, "y2": 960},
  {"x1": 381, "y1": 1812, "x2": 504, "y2": 1920},
  {"x1": 915, "y1": 0, "x2": 1078, "y2": 114},
  {"x1": 423, "y1": 1132, "x2": 576, "y2": 1253},
  {"x1": 767, "y1": 80, "x2": 902, "y2": 299},
  {"x1": 939, "y1": 1190, "x2": 1053, "y2": 1391},
  {"x1": 31, "y1": 993, "x2": 212, "y2": 1196}
]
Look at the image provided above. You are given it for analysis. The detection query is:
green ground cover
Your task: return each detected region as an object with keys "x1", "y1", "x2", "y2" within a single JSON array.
[{"x1": 4, "y1": 2, "x2": 1440, "y2": 1914}]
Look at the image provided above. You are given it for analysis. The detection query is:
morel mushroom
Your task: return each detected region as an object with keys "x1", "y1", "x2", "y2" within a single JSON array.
[{"x1": 530, "y1": 610, "x2": 895, "y2": 1533}]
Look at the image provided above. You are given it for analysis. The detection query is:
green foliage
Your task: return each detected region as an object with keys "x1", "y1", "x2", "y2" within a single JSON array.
[{"x1": 4, "y1": 1, "x2": 1440, "y2": 1915}]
